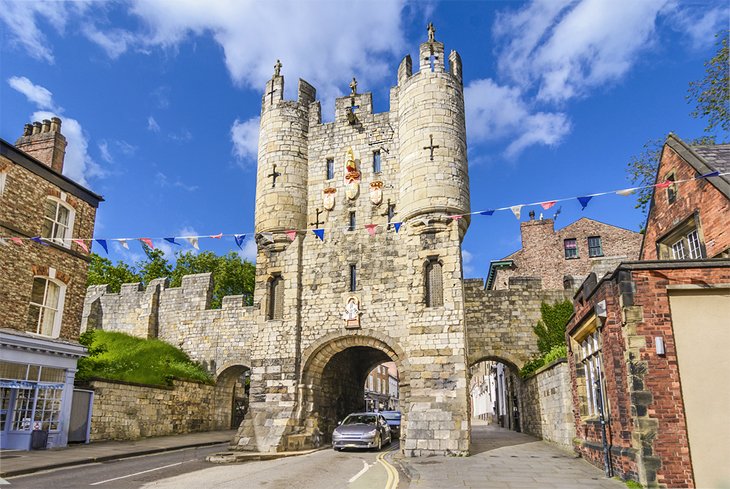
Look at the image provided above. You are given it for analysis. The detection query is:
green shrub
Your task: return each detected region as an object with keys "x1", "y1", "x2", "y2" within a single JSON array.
[
  {"x1": 76, "y1": 330, "x2": 213, "y2": 387},
  {"x1": 533, "y1": 300, "x2": 573, "y2": 355},
  {"x1": 519, "y1": 345, "x2": 568, "y2": 378}
]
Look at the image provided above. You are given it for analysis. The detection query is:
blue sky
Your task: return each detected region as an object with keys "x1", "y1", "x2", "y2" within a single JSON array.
[{"x1": 1, "y1": 0, "x2": 728, "y2": 278}]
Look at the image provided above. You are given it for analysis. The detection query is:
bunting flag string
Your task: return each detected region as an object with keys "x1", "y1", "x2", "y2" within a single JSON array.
[{"x1": 2, "y1": 171, "x2": 727, "y2": 252}]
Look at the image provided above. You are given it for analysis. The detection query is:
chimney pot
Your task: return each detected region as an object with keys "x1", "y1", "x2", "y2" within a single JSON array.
[
  {"x1": 529, "y1": 210, "x2": 535, "y2": 220},
  {"x1": 42, "y1": 120, "x2": 51, "y2": 133},
  {"x1": 32, "y1": 122, "x2": 42, "y2": 135},
  {"x1": 23, "y1": 124, "x2": 33, "y2": 136},
  {"x1": 50, "y1": 117, "x2": 62, "y2": 132}
]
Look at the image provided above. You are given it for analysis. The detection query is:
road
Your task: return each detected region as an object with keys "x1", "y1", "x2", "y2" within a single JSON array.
[{"x1": 5, "y1": 442, "x2": 400, "y2": 489}]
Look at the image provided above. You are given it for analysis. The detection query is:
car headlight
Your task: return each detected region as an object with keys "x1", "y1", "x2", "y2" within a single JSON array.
[{"x1": 366, "y1": 429, "x2": 377, "y2": 437}]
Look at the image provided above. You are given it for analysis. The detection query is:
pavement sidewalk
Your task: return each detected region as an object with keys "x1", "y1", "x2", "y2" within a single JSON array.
[{"x1": 0, "y1": 429, "x2": 237, "y2": 478}]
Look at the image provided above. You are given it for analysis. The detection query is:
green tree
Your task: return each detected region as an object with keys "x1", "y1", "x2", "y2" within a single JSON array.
[
  {"x1": 137, "y1": 246, "x2": 173, "y2": 286},
  {"x1": 87, "y1": 253, "x2": 142, "y2": 292},
  {"x1": 532, "y1": 299, "x2": 573, "y2": 356},
  {"x1": 171, "y1": 251, "x2": 255, "y2": 308},
  {"x1": 688, "y1": 30, "x2": 729, "y2": 135}
]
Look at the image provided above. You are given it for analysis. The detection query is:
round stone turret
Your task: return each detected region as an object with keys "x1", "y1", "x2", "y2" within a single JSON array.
[
  {"x1": 254, "y1": 72, "x2": 316, "y2": 236},
  {"x1": 396, "y1": 27, "x2": 470, "y2": 235}
]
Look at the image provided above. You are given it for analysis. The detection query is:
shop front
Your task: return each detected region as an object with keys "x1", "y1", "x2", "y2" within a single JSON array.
[{"x1": 0, "y1": 329, "x2": 86, "y2": 450}]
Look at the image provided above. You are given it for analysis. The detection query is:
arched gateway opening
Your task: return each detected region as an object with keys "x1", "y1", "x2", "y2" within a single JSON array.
[
  {"x1": 300, "y1": 333, "x2": 409, "y2": 446},
  {"x1": 469, "y1": 357, "x2": 522, "y2": 433},
  {"x1": 214, "y1": 365, "x2": 250, "y2": 429}
]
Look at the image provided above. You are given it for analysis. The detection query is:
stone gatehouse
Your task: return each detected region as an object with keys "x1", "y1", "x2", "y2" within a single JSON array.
[{"x1": 83, "y1": 28, "x2": 578, "y2": 456}]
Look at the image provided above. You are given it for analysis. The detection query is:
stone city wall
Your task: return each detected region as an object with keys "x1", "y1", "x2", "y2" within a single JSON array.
[
  {"x1": 520, "y1": 358, "x2": 575, "y2": 450},
  {"x1": 87, "y1": 378, "x2": 228, "y2": 441}
]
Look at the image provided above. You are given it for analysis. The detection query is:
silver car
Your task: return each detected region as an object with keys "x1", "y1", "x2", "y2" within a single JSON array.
[{"x1": 332, "y1": 412, "x2": 392, "y2": 451}]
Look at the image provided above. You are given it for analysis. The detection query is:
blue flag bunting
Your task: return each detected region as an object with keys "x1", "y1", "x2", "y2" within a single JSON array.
[
  {"x1": 96, "y1": 239, "x2": 108, "y2": 254},
  {"x1": 164, "y1": 237, "x2": 181, "y2": 246},
  {"x1": 393, "y1": 222, "x2": 402, "y2": 233},
  {"x1": 577, "y1": 196, "x2": 592, "y2": 210},
  {"x1": 479, "y1": 210, "x2": 495, "y2": 216},
  {"x1": 234, "y1": 234, "x2": 246, "y2": 249},
  {"x1": 30, "y1": 236, "x2": 49, "y2": 246},
  {"x1": 313, "y1": 229, "x2": 325, "y2": 241},
  {"x1": 700, "y1": 171, "x2": 720, "y2": 178}
]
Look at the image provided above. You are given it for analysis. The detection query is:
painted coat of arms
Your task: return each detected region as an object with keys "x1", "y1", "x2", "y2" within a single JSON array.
[
  {"x1": 323, "y1": 187, "x2": 336, "y2": 211},
  {"x1": 370, "y1": 181, "x2": 383, "y2": 205},
  {"x1": 344, "y1": 147, "x2": 361, "y2": 200}
]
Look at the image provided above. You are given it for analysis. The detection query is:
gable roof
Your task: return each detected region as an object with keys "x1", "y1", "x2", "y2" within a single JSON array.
[{"x1": 665, "y1": 134, "x2": 730, "y2": 200}]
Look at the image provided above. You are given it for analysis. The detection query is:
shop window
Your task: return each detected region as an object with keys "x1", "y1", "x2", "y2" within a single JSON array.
[
  {"x1": 588, "y1": 236, "x2": 603, "y2": 257},
  {"x1": 564, "y1": 238, "x2": 578, "y2": 259},
  {"x1": 41, "y1": 198, "x2": 74, "y2": 247},
  {"x1": 27, "y1": 276, "x2": 64, "y2": 338},
  {"x1": 425, "y1": 258, "x2": 443, "y2": 307}
]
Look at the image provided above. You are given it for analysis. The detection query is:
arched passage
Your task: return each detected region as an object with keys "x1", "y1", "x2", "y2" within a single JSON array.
[
  {"x1": 214, "y1": 364, "x2": 250, "y2": 429},
  {"x1": 468, "y1": 355, "x2": 522, "y2": 432},
  {"x1": 298, "y1": 332, "x2": 410, "y2": 445}
]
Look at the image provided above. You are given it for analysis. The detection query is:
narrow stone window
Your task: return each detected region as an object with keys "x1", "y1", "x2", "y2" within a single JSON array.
[
  {"x1": 425, "y1": 258, "x2": 443, "y2": 307},
  {"x1": 587, "y1": 236, "x2": 603, "y2": 257},
  {"x1": 387, "y1": 203, "x2": 395, "y2": 228},
  {"x1": 326, "y1": 158, "x2": 334, "y2": 180},
  {"x1": 267, "y1": 274, "x2": 284, "y2": 320},
  {"x1": 0, "y1": 172, "x2": 6, "y2": 198},
  {"x1": 348, "y1": 211, "x2": 356, "y2": 231},
  {"x1": 350, "y1": 264, "x2": 357, "y2": 292},
  {"x1": 666, "y1": 172, "x2": 677, "y2": 204},
  {"x1": 564, "y1": 238, "x2": 578, "y2": 259},
  {"x1": 373, "y1": 150, "x2": 381, "y2": 173}
]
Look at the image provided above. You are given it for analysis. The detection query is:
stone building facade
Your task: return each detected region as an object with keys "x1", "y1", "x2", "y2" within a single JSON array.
[
  {"x1": 487, "y1": 215, "x2": 642, "y2": 291},
  {"x1": 0, "y1": 119, "x2": 103, "y2": 450}
]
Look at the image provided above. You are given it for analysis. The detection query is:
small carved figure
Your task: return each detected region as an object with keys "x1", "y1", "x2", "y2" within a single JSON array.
[
  {"x1": 350, "y1": 77, "x2": 358, "y2": 96},
  {"x1": 427, "y1": 22, "x2": 436, "y2": 42},
  {"x1": 342, "y1": 296, "x2": 361, "y2": 328},
  {"x1": 274, "y1": 59, "x2": 282, "y2": 77}
]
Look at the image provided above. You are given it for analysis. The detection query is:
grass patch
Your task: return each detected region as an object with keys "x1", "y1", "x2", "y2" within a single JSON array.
[
  {"x1": 77, "y1": 330, "x2": 213, "y2": 387},
  {"x1": 624, "y1": 480, "x2": 643, "y2": 489}
]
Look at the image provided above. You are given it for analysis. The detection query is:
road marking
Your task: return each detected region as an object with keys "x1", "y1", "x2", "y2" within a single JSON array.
[
  {"x1": 376, "y1": 448, "x2": 399, "y2": 489},
  {"x1": 89, "y1": 460, "x2": 189, "y2": 485},
  {"x1": 348, "y1": 460, "x2": 371, "y2": 483}
]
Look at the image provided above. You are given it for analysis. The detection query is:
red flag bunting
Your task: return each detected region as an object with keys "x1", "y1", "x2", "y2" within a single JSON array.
[
  {"x1": 11, "y1": 237, "x2": 23, "y2": 245},
  {"x1": 540, "y1": 201, "x2": 556, "y2": 210},
  {"x1": 210, "y1": 233, "x2": 223, "y2": 239},
  {"x1": 140, "y1": 238, "x2": 154, "y2": 249},
  {"x1": 285, "y1": 230, "x2": 297, "y2": 241},
  {"x1": 72, "y1": 239, "x2": 89, "y2": 253},
  {"x1": 364, "y1": 224, "x2": 377, "y2": 237},
  {"x1": 450, "y1": 215, "x2": 463, "y2": 221},
  {"x1": 656, "y1": 181, "x2": 672, "y2": 189}
]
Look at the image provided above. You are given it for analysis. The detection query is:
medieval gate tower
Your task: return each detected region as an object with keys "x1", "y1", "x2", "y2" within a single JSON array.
[{"x1": 243, "y1": 25, "x2": 472, "y2": 456}]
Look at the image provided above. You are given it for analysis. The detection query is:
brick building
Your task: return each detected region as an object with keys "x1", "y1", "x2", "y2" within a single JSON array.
[
  {"x1": 640, "y1": 134, "x2": 730, "y2": 261},
  {"x1": 364, "y1": 362, "x2": 398, "y2": 412},
  {"x1": 486, "y1": 214, "x2": 642, "y2": 291},
  {"x1": 0, "y1": 118, "x2": 103, "y2": 450},
  {"x1": 566, "y1": 135, "x2": 730, "y2": 488}
]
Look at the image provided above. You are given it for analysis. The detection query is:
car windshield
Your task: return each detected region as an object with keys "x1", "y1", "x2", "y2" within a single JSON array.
[
  {"x1": 342, "y1": 415, "x2": 377, "y2": 425},
  {"x1": 382, "y1": 412, "x2": 400, "y2": 420}
]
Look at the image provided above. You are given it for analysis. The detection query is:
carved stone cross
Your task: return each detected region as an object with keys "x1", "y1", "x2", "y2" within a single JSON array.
[
  {"x1": 309, "y1": 208, "x2": 324, "y2": 228},
  {"x1": 423, "y1": 134, "x2": 440, "y2": 161},
  {"x1": 349, "y1": 77, "x2": 358, "y2": 96},
  {"x1": 267, "y1": 164, "x2": 281, "y2": 188}
]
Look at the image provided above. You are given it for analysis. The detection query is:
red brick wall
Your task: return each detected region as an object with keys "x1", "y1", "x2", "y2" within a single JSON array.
[
  {"x1": 0, "y1": 154, "x2": 97, "y2": 341},
  {"x1": 568, "y1": 264, "x2": 730, "y2": 488},
  {"x1": 494, "y1": 218, "x2": 641, "y2": 290},
  {"x1": 641, "y1": 145, "x2": 730, "y2": 260}
]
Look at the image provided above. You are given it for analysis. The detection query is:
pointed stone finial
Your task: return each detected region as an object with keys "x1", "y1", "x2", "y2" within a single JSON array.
[
  {"x1": 427, "y1": 22, "x2": 436, "y2": 42},
  {"x1": 349, "y1": 77, "x2": 358, "y2": 96},
  {"x1": 274, "y1": 59, "x2": 282, "y2": 77}
]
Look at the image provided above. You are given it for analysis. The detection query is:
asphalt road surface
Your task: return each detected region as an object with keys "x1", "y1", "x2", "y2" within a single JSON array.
[{"x1": 5, "y1": 442, "x2": 400, "y2": 489}]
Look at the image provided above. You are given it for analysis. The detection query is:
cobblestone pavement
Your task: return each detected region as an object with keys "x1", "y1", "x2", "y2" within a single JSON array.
[{"x1": 395, "y1": 421, "x2": 625, "y2": 489}]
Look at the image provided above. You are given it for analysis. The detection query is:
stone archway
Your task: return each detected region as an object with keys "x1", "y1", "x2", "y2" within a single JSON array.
[
  {"x1": 295, "y1": 330, "x2": 410, "y2": 447},
  {"x1": 214, "y1": 364, "x2": 250, "y2": 429},
  {"x1": 468, "y1": 355, "x2": 523, "y2": 433}
]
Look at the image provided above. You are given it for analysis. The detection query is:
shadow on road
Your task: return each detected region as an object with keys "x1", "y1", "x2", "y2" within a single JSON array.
[{"x1": 469, "y1": 421, "x2": 539, "y2": 455}]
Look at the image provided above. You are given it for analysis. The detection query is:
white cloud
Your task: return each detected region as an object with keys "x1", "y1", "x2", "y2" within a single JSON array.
[
  {"x1": 147, "y1": 116, "x2": 160, "y2": 132},
  {"x1": 670, "y1": 6, "x2": 729, "y2": 50},
  {"x1": 230, "y1": 116, "x2": 260, "y2": 165},
  {"x1": 494, "y1": 0, "x2": 670, "y2": 103},
  {"x1": 98, "y1": 141, "x2": 113, "y2": 164},
  {"x1": 82, "y1": 25, "x2": 136, "y2": 59},
  {"x1": 238, "y1": 238, "x2": 257, "y2": 263},
  {"x1": 465, "y1": 78, "x2": 570, "y2": 158},
  {"x1": 33, "y1": 110, "x2": 104, "y2": 186},
  {"x1": 7, "y1": 76, "x2": 58, "y2": 110},
  {"x1": 462, "y1": 249, "x2": 475, "y2": 277},
  {"x1": 155, "y1": 171, "x2": 199, "y2": 192}
]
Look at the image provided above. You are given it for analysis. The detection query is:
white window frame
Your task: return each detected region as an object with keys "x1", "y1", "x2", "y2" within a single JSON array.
[
  {"x1": 671, "y1": 239, "x2": 687, "y2": 260},
  {"x1": 41, "y1": 197, "x2": 75, "y2": 247},
  {"x1": 686, "y1": 230, "x2": 703, "y2": 259},
  {"x1": 27, "y1": 276, "x2": 65, "y2": 338}
]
